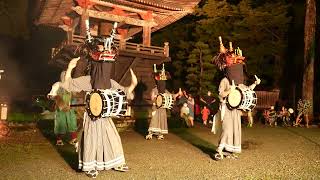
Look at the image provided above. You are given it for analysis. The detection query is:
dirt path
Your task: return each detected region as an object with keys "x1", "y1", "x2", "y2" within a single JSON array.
[{"x1": 0, "y1": 122, "x2": 319, "y2": 179}]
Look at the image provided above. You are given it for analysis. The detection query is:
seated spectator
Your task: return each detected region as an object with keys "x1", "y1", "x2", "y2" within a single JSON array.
[
  {"x1": 180, "y1": 103, "x2": 194, "y2": 127},
  {"x1": 263, "y1": 106, "x2": 277, "y2": 126}
]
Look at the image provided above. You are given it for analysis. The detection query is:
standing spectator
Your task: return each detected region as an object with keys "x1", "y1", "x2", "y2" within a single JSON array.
[
  {"x1": 200, "y1": 91, "x2": 216, "y2": 108},
  {"x1": 194, "y1": 98, "x2": 201, "y2": 121},
  {"x1": 201, "y1": 106, "x2": 210, "y2": 125},
  {"x1": 200, "y1": 91, "x2": 216, "y2": 122},
  {"x1": 187, "y1": 94, "x2": 195, "y2": 122}
]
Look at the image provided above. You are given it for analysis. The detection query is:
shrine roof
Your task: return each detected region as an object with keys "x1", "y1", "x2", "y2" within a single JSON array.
[{"x1": 36, "y1": 0, "x2": 200, "y2": 33}]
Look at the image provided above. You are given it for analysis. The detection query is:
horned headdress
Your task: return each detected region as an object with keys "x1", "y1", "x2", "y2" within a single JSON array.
[
  {"x1": 153, "y1": 64, "x2": 170, "y2": 81},
  {"x1": 85, "y1": 20, "x2": 119, "y2": 62},
  {"x1": 213, "y1": 36, "x2": 246, "y2": 85},
  {"x1": 213, "y1": 36, "x2": 246, "y2": 71}
]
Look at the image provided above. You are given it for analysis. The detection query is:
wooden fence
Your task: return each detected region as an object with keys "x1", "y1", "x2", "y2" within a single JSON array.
[{"x1": 255, "y1": 90, "x2": 280, "y2": 109}]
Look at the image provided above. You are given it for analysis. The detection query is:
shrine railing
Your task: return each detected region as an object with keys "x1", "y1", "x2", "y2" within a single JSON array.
[{"x1": 51, "y1": 34, "x2": 169, "y2": 59}]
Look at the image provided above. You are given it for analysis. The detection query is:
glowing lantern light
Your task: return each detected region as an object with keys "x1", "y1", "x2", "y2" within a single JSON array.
[
  {"x1": 0, "y1": 69, "x2": 3, "y2": 79},
  {"x1": 1, "y1": 104, "x2": 8, "y2": 120}
]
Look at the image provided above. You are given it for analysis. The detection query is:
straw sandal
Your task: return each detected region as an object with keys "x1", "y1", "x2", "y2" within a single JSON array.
[
  {"x1": 145, "y1": 133, "x2": 152, "y2": 140},
  {"x1": 69, "y1": 138, "x2": 78, "y2": 145},
  {"x1": 114, "y1": 164, "x2": 129, "y2": 172},
  {"x1": 56, "y1": 140, "x2": 64, "y2": 146},
  {"x1": 85, "y1": 170, "x2": 98, "y2": 178},
  {"x1": 157, "y1": 135, "x2": 164, "y2": 140},
  {"x1": 214, "y1": 153, "x2": 223, "y2": 161}
]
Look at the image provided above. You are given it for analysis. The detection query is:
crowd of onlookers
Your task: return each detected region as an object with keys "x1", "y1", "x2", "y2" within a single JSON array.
[
  {"x1": 172, "y1": 90, "x2": 218, "y2": 127},
  {"x1": 171, "y1": 90, "x2": 314, "y2": 128},
  {"x1": 263, "y1": 106, "x2": 294, "y2": 127},
  {"x1": 262, "y1": 99, "x2": 314, "y2": 128}
]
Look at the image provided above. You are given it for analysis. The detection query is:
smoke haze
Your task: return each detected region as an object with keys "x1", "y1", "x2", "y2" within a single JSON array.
[{"x1": 0, "y1": 38, "x2": 26, "y2": 102}]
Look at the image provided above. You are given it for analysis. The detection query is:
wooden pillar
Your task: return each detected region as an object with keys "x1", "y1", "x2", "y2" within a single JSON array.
[
  {"x1": 142, "y1": 26, "x2": 151, "y2": 46},
  {"x1": 119, "y1": 35, "x2": 126, "y2": 50},
  {"x1": 80, "y1": 9, "x2": 89, "y2": 36},
  {"x1": 118, "y1": 28, "x2": 128, "y2": 50},
  {"x1": 61, "y1": 16, "x2": 74, "y2": 44},
  {"x1": 67, "y1": 30, "x2": 73, "y2": 44}
]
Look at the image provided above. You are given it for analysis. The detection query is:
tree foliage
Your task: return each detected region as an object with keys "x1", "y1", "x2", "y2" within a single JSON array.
[
  {"x1": 186, "y1": 42, "x2": 216, "y2": 94},
  {"x1": 152, "y1": 0, "x2": 292, "y2": 93},
  {"x1": 197, "y1": 0, "x2": 291, "y2": 88}
]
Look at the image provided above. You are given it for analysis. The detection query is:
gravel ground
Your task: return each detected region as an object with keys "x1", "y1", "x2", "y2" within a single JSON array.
[{"x1": 0, "y1": 122, "x2": 319, "y2": 180}]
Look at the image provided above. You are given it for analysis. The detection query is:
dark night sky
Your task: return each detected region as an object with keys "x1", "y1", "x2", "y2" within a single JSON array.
[
  {"x1": 0, "y1": 0, "x2": 67, "y2": 100},
  {"x1": 0, "y1": 28, "x2": 65, "y2": 98}
]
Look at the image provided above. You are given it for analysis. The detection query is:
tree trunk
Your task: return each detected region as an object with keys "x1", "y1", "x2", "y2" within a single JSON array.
[
  {"x1": 302, "y1": 0, "x2": 316, "y2": 118},
  {"x1": 199, "y1": 49, "x2": 203, "y2": 93}
]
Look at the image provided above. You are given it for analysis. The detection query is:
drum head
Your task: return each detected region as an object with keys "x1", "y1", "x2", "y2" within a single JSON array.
[
  {"x1": 156, "y1": 95, "x2": 163, "y2": 108},
  {"x1": 227, "y1": 88, "x2": 242, "y2": 109},
  {"x1": 89, "y1": 92, "x2": 103, "y2": 117}
]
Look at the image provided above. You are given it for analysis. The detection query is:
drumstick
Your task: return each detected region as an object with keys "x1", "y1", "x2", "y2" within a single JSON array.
[
  {"x1": 229, "y1": 80, "x2": 236, "y2": 92},
  {"x1": 254, "y1": 75, "x2": 261, "y2": 85},
  {"x1": 70, "y1": 104, "x2": 86, "y2": 107}
]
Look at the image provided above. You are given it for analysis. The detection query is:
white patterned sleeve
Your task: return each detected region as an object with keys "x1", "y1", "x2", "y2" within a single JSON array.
[{"x1": 219, "y1": 78, "x2": 230, "y2": 98}]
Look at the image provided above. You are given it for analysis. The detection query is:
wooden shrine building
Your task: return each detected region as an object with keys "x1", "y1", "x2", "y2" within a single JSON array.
[{"x1": 35, "y1": 0, "x2": 200, "y2": 103}]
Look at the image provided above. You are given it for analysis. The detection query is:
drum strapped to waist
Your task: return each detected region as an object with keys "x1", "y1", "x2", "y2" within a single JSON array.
[
  {"x1": 155, "y1": 93, "x2": 174, "y2": 109},
  {"x1": 226, "y1": 87, "x2": 257, "y2": 111},
  {"x1": 85, "y1": 89, "x2": 128, "y2": 120}
]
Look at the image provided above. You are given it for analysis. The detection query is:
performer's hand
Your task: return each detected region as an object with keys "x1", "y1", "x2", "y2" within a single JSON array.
[
  {"x1": 174, "y1": 88, "x2": 182, "y2": 99},
  {"x1": 179, "y1": 88, "x2": 182, "y2": 96},
  {"x1": 47, "y1": 82, "x2": 60, "y2": 98},
  {"x1": 68, "y1": 57, "x2": 80, "y2": 70},
  {"x1": 254, "y1": 75, "x2": 261, "y2": 85},
  {"x1": 127, "y1": 68, "x2": 138, "y2": 99},
  {"x1": 129, "y1": 68, "x2": 138, "y2": 86},
  {"x1": 151, "y1": 111, "x2": 156, "y2": 116}
]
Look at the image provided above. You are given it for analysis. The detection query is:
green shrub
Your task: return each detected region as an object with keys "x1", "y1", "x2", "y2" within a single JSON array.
[{"x1": 7, "y1": 112, "x2": 38, "y2": 123}]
